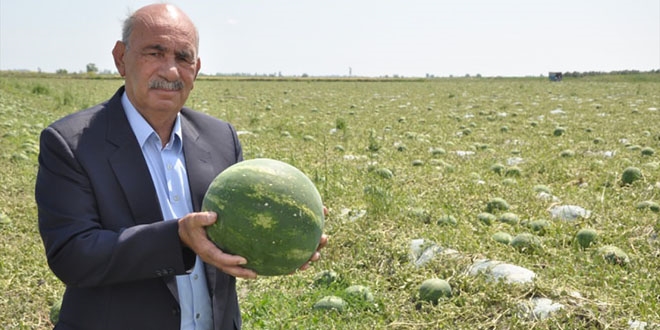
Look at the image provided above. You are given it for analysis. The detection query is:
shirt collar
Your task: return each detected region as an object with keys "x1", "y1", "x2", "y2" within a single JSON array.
[{"x1": 122, "y1": 91, "x2": 183, "y2": 151}]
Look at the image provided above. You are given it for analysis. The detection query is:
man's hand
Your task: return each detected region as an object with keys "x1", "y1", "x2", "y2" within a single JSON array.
[
  {"x1": 178, "y1": 212, "x2": 257, "y2": 279},
  {"x1": 298, "y1": 234, "x2": 329, "y2": 271}
]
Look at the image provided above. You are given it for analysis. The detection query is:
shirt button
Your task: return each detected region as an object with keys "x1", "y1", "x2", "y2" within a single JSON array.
[
  {"x1": 167, "y1": 163, "x2": 173, "y2": 170},
  {"x1": 173, "y1": 195, "x2": 180, "y2": 202},
  {"x1": 196, "y1": 313, "x2": 200, "y2": 319},
  {"x1": 193, "y1": 274, "x2": 199, "y2": 280}
]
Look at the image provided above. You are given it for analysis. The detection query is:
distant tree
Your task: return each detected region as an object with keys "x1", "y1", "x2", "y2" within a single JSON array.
[
  {"x1": 86, "y1": 63, "x2": 98, "y2": 74},
  {"x1": 56, "y1": 69, "x2": 68, "y2": 75}
]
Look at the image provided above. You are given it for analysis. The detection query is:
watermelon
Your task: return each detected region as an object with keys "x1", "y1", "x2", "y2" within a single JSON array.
[
  {"x1": 202, "y1": 158, "x2": 324, "y2": 276},
  {"x1": 596, "y1": 245, "x2": 630, "y2": 266},
  {"x1": 621, "y1": 166, "x2": 642, "y2": 185},
  {"x1": 477, "y1": 212, "x2": 496, "y2": 225},
  {"x1": 575, "y1": 228, "x2": 598, "y2": 248},
  {"x1": 511, "y1": 233, "x2": 542, "y2": 253},
  {"x1": 486, "y1": 197, "x2": 509, "y2": 213},
  {"x1": 492, "y1": 232, "x2": 513, "y2": 245},
  {"x1": 313, "y1": 270, "x2": 340, "y2": 286},
  {"x1": 345, "y1": 285, "x2": 374, "y2": 303},
  {"x1": 419, "y1": 278, "x2": 452, "y2": 304},
  {"x1": 313, "y1": 296, "x2": 346, "y2": 312}
]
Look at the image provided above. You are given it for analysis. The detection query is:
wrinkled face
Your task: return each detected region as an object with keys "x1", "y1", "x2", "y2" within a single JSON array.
[{"x1": 112, "y1": 7, "x2": 201, "y2": 117}]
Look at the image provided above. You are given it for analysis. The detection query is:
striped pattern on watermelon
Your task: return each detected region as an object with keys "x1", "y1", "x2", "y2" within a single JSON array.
[{"x1": 202, "y1": 158, "x2": 324, "y2": 276}]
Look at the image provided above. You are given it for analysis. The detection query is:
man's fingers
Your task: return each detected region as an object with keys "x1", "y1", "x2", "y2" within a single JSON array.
[
  {"x1": 209, "y1": 248, "x2": 247, "y2": 266},
  {"x1": 178, "y1": 212, "x2": 257, "y2": 279},
  {"x1": 178, "y1": 212, "x2": 216, "y2": 248},
  {"x1": 213, "y1": 253, "x2": 257, "y2": 279},
  {"x1": 199, "y1": 242, "x2": 257, "y2": 279},
  {"x1": 318, "y1": 234, "x2": 328, "y2": 250},
  {"x1": 204, "y1": 252, "x2": 257, "y2": 279},
  {"x1": 309, "y1": 251, "x2": 321, "y2": 263},
  {"x1": 181, "y1": 212, "x2": 328, "y2": 279},
  {"x1": 223, "y1": 265, "x2": 258, "y2": 279}
]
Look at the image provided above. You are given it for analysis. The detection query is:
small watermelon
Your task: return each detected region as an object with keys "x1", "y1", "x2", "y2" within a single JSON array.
[
  {"x1": 419, "y1": 278, "x2": 452, "y2": 304},
  {"x1": 313, "y1": 296, "x2": 347, "y2": 312},
  {"x1": 511, "y1": 233, "x2": 542, "y2": 253},
  {"x1": 344, "y1": 285, "x2": 374, "y2": 303},
  {"x1": 203, "y1": 158, "x2": 324, "y2": 276},
  {"x1": 313, "y1": 270, "x2": 339, "y2": 286},
  {"x1": 498, "y1": 212, "x2": 519, "y2": 225},
  {"x1": 477, "y1": 212, "x2": 497, "y2": 225},
  {"x1": 596, "y1": 245, "x2": 630, "y2": 266},
  {"x1": 575, "y1": 228, "x2": 598, "y2": 248},
  {"x1": 621, "y1": 167, "x2": 643, "y2": 185},
  {"x1": 486, "y1": 198, "x2": 509, "y2": 213},
  {"x1": 492, "y1": 232, "x2": 513, "y2": 245}
]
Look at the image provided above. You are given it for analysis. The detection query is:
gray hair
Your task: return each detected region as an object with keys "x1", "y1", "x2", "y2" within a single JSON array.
[{"x1": 121, "y1": 14, "x2": 136, "y2": 46}]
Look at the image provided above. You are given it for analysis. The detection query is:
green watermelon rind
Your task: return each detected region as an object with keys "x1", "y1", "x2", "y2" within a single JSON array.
[{"x1": 202, "y1": 158, "x2": 324, "y2": 276}]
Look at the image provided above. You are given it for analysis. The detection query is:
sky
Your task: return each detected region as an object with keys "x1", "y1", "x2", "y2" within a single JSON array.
[{"x1": 1, "y1": 0, "x2": 659, "y2": 77}]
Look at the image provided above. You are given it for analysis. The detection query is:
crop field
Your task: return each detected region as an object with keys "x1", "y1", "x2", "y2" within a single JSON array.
[{"x1": 1, "y1": 73, "x2": 659, "y2": 329}]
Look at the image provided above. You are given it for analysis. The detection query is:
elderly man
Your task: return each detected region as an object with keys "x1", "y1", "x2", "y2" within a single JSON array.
[{"x1": 36, "y1": 4, "x2": 326, "y2": 330}]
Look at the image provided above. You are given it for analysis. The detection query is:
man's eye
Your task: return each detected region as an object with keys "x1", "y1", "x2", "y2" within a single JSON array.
[{"x1": 176, "y1": 54, "x2": 194, "y2": 63}]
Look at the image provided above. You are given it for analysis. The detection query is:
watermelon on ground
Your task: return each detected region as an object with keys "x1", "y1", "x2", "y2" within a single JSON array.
[
  {"x1": 202, "y1": 158, "x2": 325, "y2": 276},
  {"x1": 313, "y1": 296, "x2": 346, "y2": 312},
  {"x1": 419, "y1": 278, "x2": 452, "y2": 304}
]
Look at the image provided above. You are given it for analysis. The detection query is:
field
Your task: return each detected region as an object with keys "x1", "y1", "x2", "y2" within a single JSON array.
[{"x1": 1, "y1": 73, "x2": 659, "y2": 329}]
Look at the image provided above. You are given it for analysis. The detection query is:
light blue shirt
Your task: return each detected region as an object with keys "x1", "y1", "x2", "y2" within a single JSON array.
[{"x1": 122, "y1": 93, "x2": 213, "y2": 330}]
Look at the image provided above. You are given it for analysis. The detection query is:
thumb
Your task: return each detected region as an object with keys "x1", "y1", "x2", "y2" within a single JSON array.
[{"x1": 201, "y1": 211, "x2": 217, "y2": 225}]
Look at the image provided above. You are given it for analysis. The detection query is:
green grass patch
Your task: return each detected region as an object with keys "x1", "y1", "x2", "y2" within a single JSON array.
[{"x1": 1, "y1": 73, "x2": 659, "y2": 329}]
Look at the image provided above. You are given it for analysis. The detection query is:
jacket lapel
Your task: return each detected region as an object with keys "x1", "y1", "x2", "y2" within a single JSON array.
[
  {"x1": 181, "y1": 112, "x2": 219, "y2": 293},
  {"x1": 181, "y1": 112, "x2": 216, "y2": 213},
  {"x1": 104, "y1": 88, "x2": 181, "y2": 302},
  {"x1": 105, "y1": 88, "x2": 163, "y2": 225}
]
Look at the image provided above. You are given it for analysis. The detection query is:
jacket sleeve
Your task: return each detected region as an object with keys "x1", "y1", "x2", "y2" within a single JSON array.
[{"x1": 36, "y1": 126, "x2": 194, "y2": 288}]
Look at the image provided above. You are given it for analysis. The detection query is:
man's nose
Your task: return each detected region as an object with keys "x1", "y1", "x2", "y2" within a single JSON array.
[{"x1": 160, "y1": 56, "x2": 181, "y2": 82}]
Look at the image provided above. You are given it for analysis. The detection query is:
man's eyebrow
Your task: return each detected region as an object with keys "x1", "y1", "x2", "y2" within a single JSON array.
[
  {"x1": 175, "y1": 49, "x2": 195, "y2": 60},
  {"x1": 144, "y1": 44, "x2": 167, "y2": 52},
  {"x1": 143, "y1": 45, "x2": 194, "y2": 58}
]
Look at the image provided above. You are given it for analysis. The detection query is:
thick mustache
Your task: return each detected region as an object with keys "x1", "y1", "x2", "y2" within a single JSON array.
[{"x1": 149, "y1": 80, "x2": 183, "y2": 91}]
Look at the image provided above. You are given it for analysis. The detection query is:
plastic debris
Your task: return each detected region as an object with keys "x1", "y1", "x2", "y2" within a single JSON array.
[
  {"x1": 549, "y1": 205, "x2": 591, "y2": 221},
  {"x1": 410, "y1": 239, "x2": 459, "y2": 268},
  {"x1": 519, "y1": 297, "x2": 564, "y2": 320},
  {"x1": 468, "y1": 259, "x2": 536, "y2": 284}
]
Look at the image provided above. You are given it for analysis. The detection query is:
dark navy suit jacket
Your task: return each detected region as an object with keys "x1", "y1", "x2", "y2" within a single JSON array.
[{"x1": 36, "y1": 87, "x2": 243, "y2": 330}]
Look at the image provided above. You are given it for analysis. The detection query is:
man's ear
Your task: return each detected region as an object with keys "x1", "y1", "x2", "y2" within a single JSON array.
[
  {"x1": 194, "y1": 57, "x2": 202, "y2": 79},
  {"x1": 112, "y1": 41, "x2": 127, "y2": 77}
]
